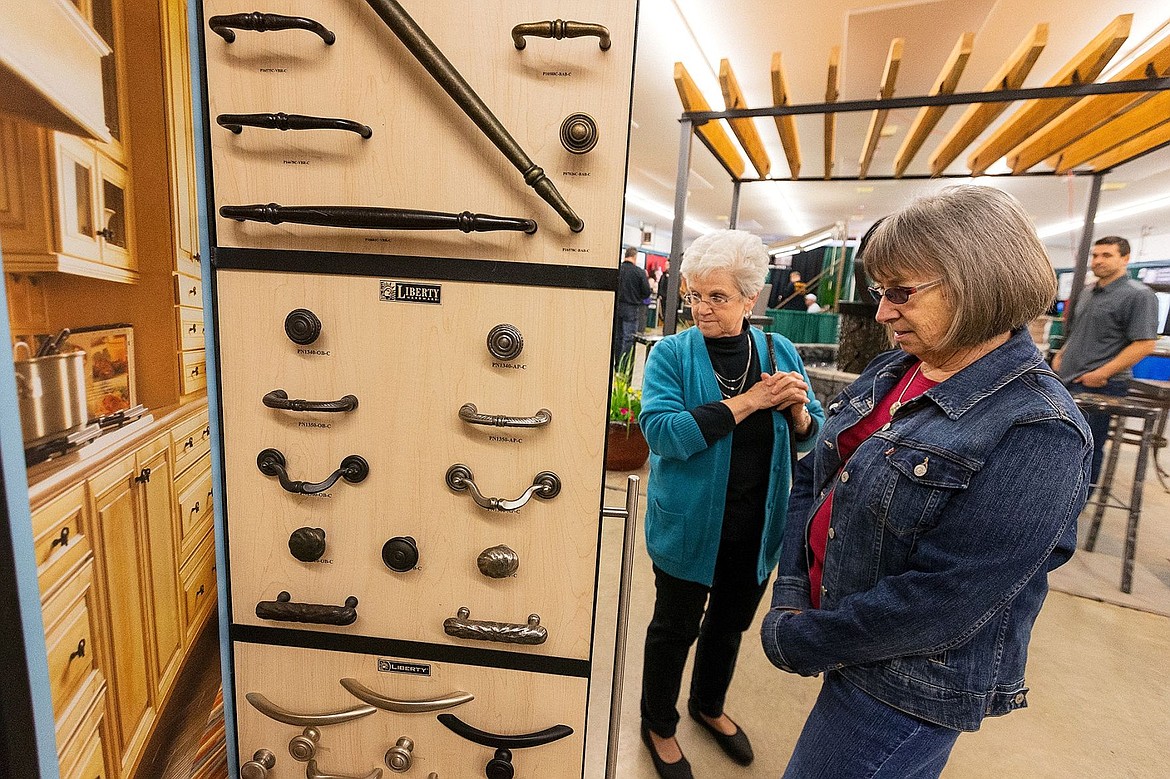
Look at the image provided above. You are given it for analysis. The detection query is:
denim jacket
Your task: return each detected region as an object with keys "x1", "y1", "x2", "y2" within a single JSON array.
[{"x1": 761, "y1": 328, "x2": 1091, "y2": 731}]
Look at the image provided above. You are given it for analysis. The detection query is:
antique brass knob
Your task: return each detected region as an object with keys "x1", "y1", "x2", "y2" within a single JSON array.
[
  {"x1": 560, "y1": 113, "x2": 598, "y2": 154},
  {"x1": 289, "y1": 726, "x2": 321, "y2": 762}
]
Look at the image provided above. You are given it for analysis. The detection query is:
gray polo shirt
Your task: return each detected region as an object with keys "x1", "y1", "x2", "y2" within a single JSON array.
[{"x1": 1057, "y1": 276, "x2": 1159, "y2": 382}]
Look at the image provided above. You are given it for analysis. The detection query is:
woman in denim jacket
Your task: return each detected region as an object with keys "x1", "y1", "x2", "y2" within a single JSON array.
[{"x1": 761, "y1": 186, "x2": 1091, "y2": 778}]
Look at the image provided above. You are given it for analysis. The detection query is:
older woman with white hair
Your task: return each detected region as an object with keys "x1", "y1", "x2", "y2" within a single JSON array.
[{"x1": 638, "y1": 229, "x2": 824, "y2": 779}]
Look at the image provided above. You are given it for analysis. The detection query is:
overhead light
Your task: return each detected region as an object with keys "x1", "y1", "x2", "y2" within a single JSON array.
[
  {"x1": 624, "y1": 188, "x2": 718, "y2": 234},
  {"x1": 1036, "y1": 192, "x2": 1170, "y2": 239},
  {"x1": 767, "y1": 223, "x2": 845, "y2": 257},
  {"x1": 1102, "y1": 181, "x2": 1127, "y2": 191},
  {"x1": 855, "y1": 186, "x2": 874, "y2": 193}
]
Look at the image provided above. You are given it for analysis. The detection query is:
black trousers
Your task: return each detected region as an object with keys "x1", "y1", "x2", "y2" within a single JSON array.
[{"x1": 640, "y1": 535, "x2": 769, "y2": 738}]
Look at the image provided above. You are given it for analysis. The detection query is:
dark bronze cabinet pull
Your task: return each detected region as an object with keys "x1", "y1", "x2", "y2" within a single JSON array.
[
  {"x1": 217, "y1": 112, "x2": 372, "y2": 138},
  {"x1": 68, "y1": 638, "x2": 86, "y2": 662},
  {"x1": 437, "y1": 713, "x2": 572, "y2": 749},
  {"x1": 256, "y1": 591, "x2": 359, "y2": 625},
  {"x1": 511, "y1": 20, "x2": 611, "y2": 51},
  {"x1": 221, "y1": 203, "x2": 537, "y2": 235},
  {"x1": 135, "y1": 467, "x2": 152, "y2": 483},
  {"x1": 49, "y1": 527, "x2": 70, "y2": 550},
  {"x1": 209, "y1": 12, "x2": 335, "y2": 44},
  {"x1": 443, "y1": 607, "x2": 547, "y2": 645},
  {"x1": 445, "y1": 464, "x2": 560, "y2": 511},
  {"x1": 256, "y1": 448, "x2": 369, "y2": 495},
  {"x1": 458, "y1": 404, "x2": 550, "y2": 428},
  {"x1": 360, "y1": 0, "x2": 583, "y2": 233},
  {"x1": 263, "y1": 389, "x2": 359, "y2": 413}
]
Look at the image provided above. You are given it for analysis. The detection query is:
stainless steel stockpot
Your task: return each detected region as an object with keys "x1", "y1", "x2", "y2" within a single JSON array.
[{"x1": 14, "y1": 342, "x2": 89, "y2": 444}]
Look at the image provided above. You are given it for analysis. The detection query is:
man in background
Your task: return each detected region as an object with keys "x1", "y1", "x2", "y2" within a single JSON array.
[
  {"x1": 1053, "y1": 236, "x2": 1158, "y2": 487},
  {"x1": 615, "y1": 246, "x2": 651, "y2": 369}
]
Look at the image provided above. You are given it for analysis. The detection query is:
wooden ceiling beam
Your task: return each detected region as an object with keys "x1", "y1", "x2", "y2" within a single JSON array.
[
  {"x1": 893, "y1": 32, "x2": 974, "y2": 178},
  {"x1": 967, "y1": 15, "x2": 1130, "y2": 175},
  {"x1": 1052, "y1": 89, "x2": 1170, "y2": 173},
  {"x1": 927, "y1": 23, "x2": 1048, "y2": 175},
  {"x1": 1008, "y1": 29, "x2": 1170, "y2": 172},
  {"x1": 1087, "y1": 119, "x2": 1170, "y2": 172},
  {"x1": 858, "y1": 38, "x2": 904, "y2": 179},
  {"x1": 719, "y1": 58, "x2": 771, "y2": 178},
  {"x1": 770, "y1": 51, "x2": 802, "y2": 179},
  {"x1": 825, "y1": 46, "x2": 840, "y2": 180},
  {"x1": 673, "y1": 61, "x2": 746, "y2": 179}
]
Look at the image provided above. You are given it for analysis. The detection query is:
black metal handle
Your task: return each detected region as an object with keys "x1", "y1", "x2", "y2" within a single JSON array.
[
  {"x1": 188, "y1": 324, "x2": 198, "y2": 334},
  {"x1": 68, "y1": 638, "x2": 86, "y2": 662},
  {"x1": 135, "y1": 467, "x2": 152, "y2": 484},
  {"x1": 196, "y1": 584, "x2": 206, "y2": 597},
  {"x1": 209, "y1": 12, "x2": 335, "y2": 44},
  {"x1": 256, "y1": 448, "x2": 369, "y2": 495},
  {"x1": 217, "y1": 112, "x2": 372, "y2": 138},
  {"x1": 96, "y1": 228, "x2": 115, "y2": 240},
  {"x1": 49, "y1": 527, "x2": 70, "y2": 550},
  {"x1": 191, "y1": 501, "x2": 201, "y2": 516},
  {"x1": 511, "y1": 20, "x2": 611, "y2": 51},
  {"x1": 256, "y1": 591, "x2": 359, "y2": 626},
  {"x1": 263, "y1": 389, "x2": 359, "y2": 413},
  {"x1": 221, "y1": 203, "x2": 537, "y2": 235},
  {"x1": 436, "y1": 714, "x2": 572, "y2": 750},
  {"x1": 184, "y1": 437, "x2": 194, "y2": 450}
]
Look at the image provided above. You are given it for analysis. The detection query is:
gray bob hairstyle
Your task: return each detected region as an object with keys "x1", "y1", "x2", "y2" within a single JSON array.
[
  {"x1": 863, "y1": 185, "x2": 1056, "y2": 355},
  {"x1": 680, "y1": 229, "x2": 770, "y2": 297}
]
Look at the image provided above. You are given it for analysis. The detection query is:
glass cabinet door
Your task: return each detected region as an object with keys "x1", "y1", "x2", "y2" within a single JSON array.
[
  {"x1": 53, "y1": 133, "x2": 102, "y2": 263},
  {"x1": 96, "y1": 152, "x2": 133, "y2": 271}
]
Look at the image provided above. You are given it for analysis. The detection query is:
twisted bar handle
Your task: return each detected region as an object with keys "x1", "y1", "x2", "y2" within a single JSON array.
[
  {"x1": 257, "y1": 449, "x2": 369, "y2": 495},
  {"x1": 458, "y1": 403, "x2": 551, "y2": 428},
  {"x1": 256, "y1": 592, "x2": 359, "y2": 626},
  {"x1": 445, "y1": 464, "x2": 560, "y2": 511},
  {"x1": 511, "y1": 20, "x2": 611, "y2": 51},
  {"x1": 443, "y1": 607, "x2": 547, "y2": 645},
  {"x1": 263, "y1": 389, "x2": 359, "y2": 413},
  {"x1": 209, "y1": 12, "x2": 335, "y2": 44},
  {"x1": 217, "y1": 113, "x2": 372, "y2": 138},
  {"x1": 436, "y1": 713, "x2": 572, "y2": 748},
  {"x1": 221, "y1": 203, "x2": 537, "y2": 234}
]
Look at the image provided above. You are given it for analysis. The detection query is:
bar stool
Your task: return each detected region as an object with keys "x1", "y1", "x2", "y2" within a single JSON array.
[
  {"x1": 1072, "y1": 392, "x2": 1164, "y2": 593},
  {"x1": 1127, "y1": 378, "x2": 1170, "y2": 492}
]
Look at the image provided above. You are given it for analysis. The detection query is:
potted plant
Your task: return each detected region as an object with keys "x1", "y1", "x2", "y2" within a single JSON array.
[{"x1": 606, "y1": 352, "x2": 650, "y2": 470}]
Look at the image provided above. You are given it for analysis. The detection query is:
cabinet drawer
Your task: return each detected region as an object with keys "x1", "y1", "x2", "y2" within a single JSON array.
[
  {"x1": 57, "y1": 680, "x2": 106, "y2": 779},
  {"x1": 181, "y1": 530, "x2": 217, "y2": 639},
  {"x1": 176, "y1": 455, "x2": 213, "y2": 563},
  {"x1": 172, "y1": 407, "x2": 210, "y2": 475},
  {"x1": 65, "y1": 723, "x2": 108, "y2": 779},
  {"x1": 178, "y1": 306, "x2": 206, "y2": 351},
  {"x1": 33, "y1": 483, "x2": 90, "y2": 598},
  {"x1": 44, "y1": 563, "x2": 98, "y2": 723},
  {"x1": 181, "y1": 349, "x2": 207, "y2": 395},
  {"x1": 175, "y1": 272, "x2": 203, "y2": 308}
]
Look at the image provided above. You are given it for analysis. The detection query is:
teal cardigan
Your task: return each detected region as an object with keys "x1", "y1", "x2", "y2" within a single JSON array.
[{"x1": 640, "y1": 326, "x2": 825, "y2": 586}]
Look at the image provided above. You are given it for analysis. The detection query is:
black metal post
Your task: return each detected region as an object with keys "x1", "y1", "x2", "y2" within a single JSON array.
[
  {"x1": 665, "y1": 119, "x2": 693, "y2": 335},
  {"x1": 728, "y1": 180, "x2": 741, "y2": 229},
  {"x1": 1065, "y1": 172, "x2": 1104, "y2": 337}
]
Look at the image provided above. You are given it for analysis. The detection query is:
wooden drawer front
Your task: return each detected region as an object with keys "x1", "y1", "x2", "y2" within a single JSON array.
[
  {"x1": 33, "y1": 483, "x2": 90, "y2": 597},
  {"x1": 172, "y1": 407, "x2": 211, "y2": 475},
  {"x1": 181, "y1": 349, "x2": 207, "y2": 395},
  {"x1": 175, "y1": 272, "x2": 203, "y2": 308},
  {"x1": 181, "y1": 531, "x2": 217, "y2": 638},
  {"x1": 44, "y1": 564, "x2": 98, "y2": 723},
  {"x1": 216, "y1": 271, "x2": 609, "y2": 660},
  {"x1": 178, "y1": 306, "x2": 206, "y2": 351},
  {"x1": 65, "y1": 724, "x2": 108, "y2": 779},
  {"x1": 177, "y1": 459, "x2": 214, "y2": 563},
  {"x1": 56, "y1": 681, "x2": 106, "y2": 778}
]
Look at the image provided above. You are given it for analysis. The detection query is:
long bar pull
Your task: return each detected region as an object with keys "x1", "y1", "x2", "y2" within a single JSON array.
[
  {"x1": 339, "y1": 679, "x2": 473, "y2": 713},
  {"x1": 443, "y1": 607, "x2": 547, "y2": 645},
  {"x1": 221, "y1": 204, "x2": 537, "y2": 235},
  {"x1": 263, "y1": 390, "x2": 359, "y2": 413},
  {"x1": 602, "y1": 475, "x2": 641, "y2": 779},
  {"x1": 244, "y1": 692, "x2": 376, "y2": 727},
  {"x1": 256, "y1": 448, "x2": 369, "y2": 495},
  {"x1": 458, "y1": 404, "x2": 551, "y2": 428},
  {"x1": 445, "y1": 464, "x2": 560, "y2": 511},
  {"x1": 217, "y1": 113, "x2": 372, "y2": 138},
  {"x1": 255, "y1": 592, "x2": 359, "y2": 626},
  {"x1": 209, "y1": 12, "x2": 335, "y2": 44},
  {"x1": 437, "y1": 714, "x2": 572, "y2": 749},
  {"x1": 511, "y1": 20, "x2": 611, "y2": 51},
  {"x1": 305, "y1": 760, "x2": 382, "y2": 779},
  {"x1": 360, "y1": 0, "x2": 584, "y2": 232}
]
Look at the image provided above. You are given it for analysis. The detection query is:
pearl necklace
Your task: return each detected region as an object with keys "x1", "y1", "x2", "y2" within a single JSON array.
[
  {"x1": 889, "y1": 363, "x2": 923, "y2": 415},
  {"x1": 714, "y1": 335, "x2": 753, "y2": 399}
]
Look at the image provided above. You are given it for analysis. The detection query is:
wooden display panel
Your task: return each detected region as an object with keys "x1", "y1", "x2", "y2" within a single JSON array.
[
  {"x1": 217, "y1": 269, "x2": 610, "y2": 660},
  {"x1": 234, "y1": 641, "x2": 588, "y2": 778},
  {"x1": 200, "y1": 0, "x2": 636, "y2": 268}
]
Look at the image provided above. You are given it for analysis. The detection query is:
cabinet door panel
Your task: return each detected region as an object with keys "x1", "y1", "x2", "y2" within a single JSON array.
[{"x1": 140, "y1": 441, "x2": 183, "y2": 698}]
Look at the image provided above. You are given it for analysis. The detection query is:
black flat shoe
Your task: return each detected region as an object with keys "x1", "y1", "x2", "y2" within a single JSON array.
[
  {"x1": 641, "y1": 722, "x2": 694, "y2": 779},
  {"x1": 687, "y1": 699, "x2": 754, "y2": 766}
]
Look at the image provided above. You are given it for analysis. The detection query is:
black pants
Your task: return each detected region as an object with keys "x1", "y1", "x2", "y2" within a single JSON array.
[
  {"x1": 640, "y1": 535, "x2": 768, "y2": 738},
  {"x1": 1068, "y1": 378, "x2": 1129, "y2": 488}
]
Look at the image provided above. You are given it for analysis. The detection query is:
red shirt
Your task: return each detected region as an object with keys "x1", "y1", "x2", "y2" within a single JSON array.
[{"x1": 808, "y1": 362, "x2": 939, "y2": 608}]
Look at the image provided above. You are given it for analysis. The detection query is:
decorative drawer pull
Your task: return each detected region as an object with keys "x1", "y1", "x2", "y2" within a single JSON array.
[
  {"x1": 191, "y1": 501, "x2": 201, "y2": 516},
  {"x1": 246, "y1": 692, "x2": 375, "y2": 727},
  {"x1": 135, "y1": 467, "x2": 152, "y2": 483},
  {"x1": 477, "y1": 545, "x2": 519, "y2": 579},
  {"x1": 339, "y1": 678, "x2": 473, "y2": 713},
  {"x1": 437, "y1": 713, "x2": 573, "y2": 749},
  {"x1": 203, "y1": 425, "x2": 211, "y2": 438},
  {"x1": 381, "y1": 536, "x2": 419, "y2": 572},
  {"x1": 443, "y1": 607, "x2": 546, "y2": 645},
  {"x1": 289, "y1": 726, "x2": 320, "y2": 761},
  {"x1": 560, "y1": 113, "x2": 599, "y2": 154},
  {"x1": 486, "y1": 324, "x2": 523, "y2": 361},
  {"x1": 221, "y1": 203, "x2": 537, "y2": 234},
  {"x1": 285, "y1": 309, "x2": 322, "y2": 345},
  {"x1": 289, "y1": 527, "x2": 327, "y2": 563},
  {"x1": 184, "y1": 437, "x2": 195, "y2": 450},
  {"x1": 49, "y1": 527, "x2": 70, "y2": 550},
  {"x1": 209, "y1": 12, "x2": 335, "y2": 44},
  {"x1": 511, "y1": 20, "x2": 611, "y2": 51},
  {"x1": 257, "y1": 448, "x2": 369, "y2": 495},
  {"x1": 445, "y1": 465, "x2": 560, "y2": 511},
  {"x1": 188, "y1": 324, "x2": 198, "y2": 334},
  {"x1": 240, "y1": 749, "x2": 277, "y2": 779},
  {"x1": 384, "y1": 737, "x2": 414, "y2": 773},
  {"x1": 360, "y1": 0, "x2": 583, "y2": 233},
  {"x1": 68, "y1": 638, "x2": 86, "y2": 662},
  {"x1": 196, "y1": 584, "x2": 206, "y2": 597},
  {"x1": 458, "y1": 404, "x2": 550, "y2": 428},
  {"x1": 264, "y1": 389, "x2": 359, "y2": 414},
  {"x1": 256, "y1": 591, "x2": 359, "y2": 626},
  {"x1": 306, "y1": 759, "x2": 382, "y2": 779},
  {"x1": 217, "y1": 112, "x2": 372, "y2": 138}
]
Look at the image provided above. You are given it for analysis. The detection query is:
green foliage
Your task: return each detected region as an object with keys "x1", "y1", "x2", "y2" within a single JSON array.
[{"x1": 610, "y1": 350, "x2": 642, "y2": 428}]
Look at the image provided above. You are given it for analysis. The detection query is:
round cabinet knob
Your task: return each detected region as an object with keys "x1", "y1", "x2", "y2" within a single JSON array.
[
  {"x1": 385, "y1": 736, "x2": 415, "y2": 773},
  {"x1": 486, "y1": 324, "x2": 523, "y2": 361},
  {"x1": 289, "y1": 527, "x2": 327, "y2": 562},
  {"x1": 382, "y1": 536, "x2": 419, "y2": 572},
  {"x1": 285, "y1": 308, "x2": 322, "y2": 345},
  {"x1": 477, "y1": 545, "x2": 519, "y2": 578},
  {"x1": 241, "y1": 749, "x2": 276, "y2": 779},
  {"x1": 289, "y1": 727, "x2": 321, "y2": 762},
  {"x1": 486, "y1": 748, "x2": 515, "y2": 779},
  {"x1": 560, "y1": 113, "x2": 598, "y2": 154}
]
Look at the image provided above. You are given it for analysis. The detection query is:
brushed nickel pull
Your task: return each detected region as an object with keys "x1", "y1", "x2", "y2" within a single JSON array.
[
  {"x1": 511, "y1": 20, "x2": 611, "y2": 51},
  {"x1": 263, "y1": 389, "x2": 359, "y2": 413},
  {"x1": 240, "y1": 749, "x2": 277, "y2": 779},
  {"x1": 306, "y1": 759, "x2": 382, "y2": 779},
  {"x1": 339, "y1": 678, "x2": 473, "y2": 713},
  {"x1": 458, "y1": 404, "x2": 551, "y2": 428},
  {"x1": 289, "y1": 727, "x2": 320, "y2": 761},
  {"x1": 217, "y1": 112, "x2": 372, "y2": 138},
  {"x1": 384, "y1": 737, "x2": 413, "y2": 773},
  {"x1": 245, "y1": 692, "x2": 376, "y2": 727},
  {"x1": 256, "y1": 592, "x2": 359, "y2": 626},
  {"x1": 443, "y1": 607, "x2": 547, "y2": 645},
  {"x1": 445, "y1": 465, "x2": 560, "y2": 511},
  {"x1": 209, "y1": 12, "x2": 335, "y2": 44},
  {"x1": 257, "y1": 449, "x2": 369, "y2": 495}
]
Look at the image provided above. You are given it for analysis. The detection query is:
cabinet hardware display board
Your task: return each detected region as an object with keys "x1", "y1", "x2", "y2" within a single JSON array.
[{"x1": 195, "y1": 1, "x2": 639, "y2": 776}]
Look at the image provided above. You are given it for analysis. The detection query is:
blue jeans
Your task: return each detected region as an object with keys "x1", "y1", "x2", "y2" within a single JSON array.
[
  {"x1": 782, "y1": 673, "x2": 960, "y2": 779},
  {"x1": 614, "y1": 306, "x2": 642, "y2": 369},
  {"x1": 1068, "y1": 378, "x2": 1129, "y2": 488}
]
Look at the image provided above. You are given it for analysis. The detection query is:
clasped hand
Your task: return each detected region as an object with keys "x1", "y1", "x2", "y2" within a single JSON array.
[{"x1": 751, "y1": 370, "x2": 810, "y2": 414}]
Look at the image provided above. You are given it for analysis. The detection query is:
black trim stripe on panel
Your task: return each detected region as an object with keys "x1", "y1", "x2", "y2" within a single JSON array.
[
  {"x1": 231, "y1": 623, "x2": 592, "y2": 678},
  {"x1": 214, "y1": 246, "x2": 618, "y2": 291}
]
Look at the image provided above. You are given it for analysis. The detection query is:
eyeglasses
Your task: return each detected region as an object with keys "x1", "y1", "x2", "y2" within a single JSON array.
[
  {"x1": 867, "y1": 279, "x2": 943, "y2": 305},
  {"x1": 682, "y1": 292, "x2": 742, "y2": 308}
]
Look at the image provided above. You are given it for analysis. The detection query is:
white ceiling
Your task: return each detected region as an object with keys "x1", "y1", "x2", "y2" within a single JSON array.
[{"x1": 623, "y1": 0, "x2": 1170, "y2": 266}]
